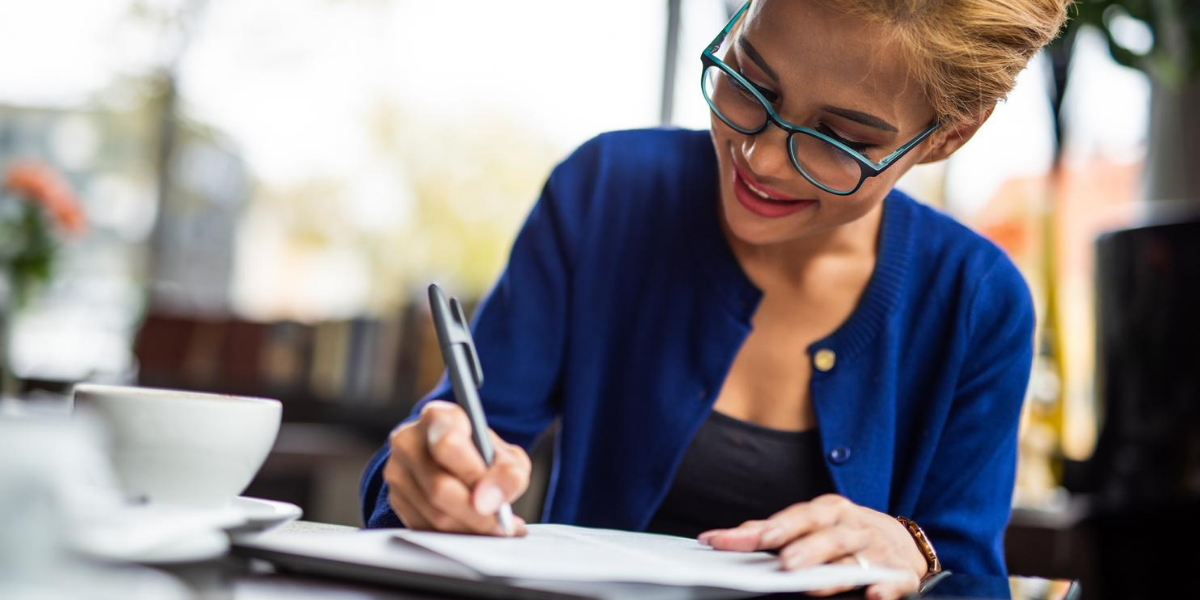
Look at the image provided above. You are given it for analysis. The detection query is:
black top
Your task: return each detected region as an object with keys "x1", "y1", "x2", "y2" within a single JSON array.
[{"x1": 644, "y1": 410, "x2": 836, "y2": 539}]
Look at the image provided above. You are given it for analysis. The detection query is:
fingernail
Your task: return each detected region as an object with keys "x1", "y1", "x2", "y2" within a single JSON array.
[
  {"x1": 697, "y1": 532, "x2": 716, "y2": 545},
  {"x1": 427, "y1": 418, "x2": 448, "y2": 446},
  {"x1": 474, "y1": 483, "x2": 504, "y2": 514}
]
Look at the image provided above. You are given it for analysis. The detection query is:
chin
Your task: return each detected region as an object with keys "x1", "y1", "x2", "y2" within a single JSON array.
[{"x1": 718, "y1": 189, "x2": 814, "y2": 247}]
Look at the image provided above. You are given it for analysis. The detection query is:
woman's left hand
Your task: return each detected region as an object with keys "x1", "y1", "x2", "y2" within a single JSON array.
[{"x1": 698, "y1": 494, "x2": 926, "y2": 600}]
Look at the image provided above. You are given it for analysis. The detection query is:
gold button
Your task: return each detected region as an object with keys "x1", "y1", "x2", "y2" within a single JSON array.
[{"x1": 814, "y1": 349, "x2": 837, "y2": 372}]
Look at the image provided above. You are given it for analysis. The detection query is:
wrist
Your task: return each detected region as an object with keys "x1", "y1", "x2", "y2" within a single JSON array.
[{"x1": 895, "y1": 515, "x2": 942, "y2": 581}]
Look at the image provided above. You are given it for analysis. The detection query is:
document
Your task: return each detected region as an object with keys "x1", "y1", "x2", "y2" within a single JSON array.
[{"x1": 394, "y1": 524, "x2": 908, "y2": 593}]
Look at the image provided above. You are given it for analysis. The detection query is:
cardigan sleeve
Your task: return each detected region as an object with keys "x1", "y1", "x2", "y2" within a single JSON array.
[
  {"x1": 909, "y1": 254, "x2": 1036, "y2": 576},
  {"x1": 359, "y1": 139, "x2": 600, "y2": 528}
]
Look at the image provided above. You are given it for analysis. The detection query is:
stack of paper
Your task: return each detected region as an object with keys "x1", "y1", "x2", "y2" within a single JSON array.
[{"x1": 395, "y1": 524, "x2": 908, "y2": 594}]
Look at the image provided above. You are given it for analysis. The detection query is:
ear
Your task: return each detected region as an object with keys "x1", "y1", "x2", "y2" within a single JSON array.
[{"x1": 917, "y1": 106, "x2": 994, "y2": 164}]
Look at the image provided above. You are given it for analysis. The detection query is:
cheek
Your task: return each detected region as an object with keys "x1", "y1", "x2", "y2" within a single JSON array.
[{"x1": 828, "y1": 181, "x2": 888, "y2": 221}]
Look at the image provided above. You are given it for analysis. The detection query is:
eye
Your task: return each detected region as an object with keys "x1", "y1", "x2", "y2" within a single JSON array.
[
  {"x1": 817, "y1": 124, "x2": 874, "y2": 154},
  {"x1": 732, "y1": 76, "x2": 778, "y2": 105},
  {"x1": 745, "y1": 79, "x2": 778, "y2": 104},
  {"x1": 730, "y1": 77, "x2": 757, "y2": 101},
  {"x1": 731, "y1": 57, "x2": 779, "y2": 104}
]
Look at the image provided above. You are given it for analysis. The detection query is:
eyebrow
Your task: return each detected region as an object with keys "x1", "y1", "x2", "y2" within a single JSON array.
[
  {"x1": 737, "y1": 36, "x2": 900, "y2": 134},
  {"x1": 822, "y1": 106, "x2": 899, "y2": 133},
  {"x1": 736, "y1": 37, "x2": 780, "y2": 83}
]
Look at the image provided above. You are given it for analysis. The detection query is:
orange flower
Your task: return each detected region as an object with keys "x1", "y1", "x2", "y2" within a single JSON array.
[{"x1": 3, "y1": 161, "x2": 86, "y2": 235}]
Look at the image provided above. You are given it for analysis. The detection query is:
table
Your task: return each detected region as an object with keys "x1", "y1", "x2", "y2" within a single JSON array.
[{"x1": 145, "y1": 522, "x2": 1080, "y2": 600}]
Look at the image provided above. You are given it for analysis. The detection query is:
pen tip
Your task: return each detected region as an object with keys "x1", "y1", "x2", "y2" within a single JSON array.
[{"x1": 498, "y1": 503, "x2": 516, "y2": 537}]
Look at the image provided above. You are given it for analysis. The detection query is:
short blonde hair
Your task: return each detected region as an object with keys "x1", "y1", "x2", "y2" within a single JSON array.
[{"x1": 815, "y1": 0, "x2": 1072, "y2": 127}]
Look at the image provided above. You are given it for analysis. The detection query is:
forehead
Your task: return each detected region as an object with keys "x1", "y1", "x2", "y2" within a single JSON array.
[{"x1": 740, "y1": 0, "x2": 931, "y2": 124}]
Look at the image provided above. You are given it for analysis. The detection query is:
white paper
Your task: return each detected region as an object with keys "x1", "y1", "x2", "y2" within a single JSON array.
[{"x1": 393, "y1": 524, "x2": 908, "y2": 593}]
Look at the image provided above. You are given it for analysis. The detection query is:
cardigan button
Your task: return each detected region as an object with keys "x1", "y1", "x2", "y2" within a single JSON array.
[
  {"x1": 829, "y1": 446, "x2": 852, "y2": 465},
  {"x1": 814, "y1": 349, "x2": 837, "y2": 372}
]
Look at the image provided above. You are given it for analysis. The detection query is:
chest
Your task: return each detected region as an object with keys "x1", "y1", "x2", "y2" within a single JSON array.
[{"x1": 712, "y1": 282, "x2": 863, "y2": 430}]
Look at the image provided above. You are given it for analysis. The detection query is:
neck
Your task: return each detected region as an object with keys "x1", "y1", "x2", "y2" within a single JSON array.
[{"x1": 724, "y1": 201, "x2": 885, "y2": 292}]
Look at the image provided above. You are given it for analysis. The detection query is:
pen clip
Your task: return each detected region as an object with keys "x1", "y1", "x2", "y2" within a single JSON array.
[
  {"x1": 450, "y1": 296, "x2": 485, "y2": 388},
  {"x1": 428, "y1": 282, "x2": 485, "y2": 390}
]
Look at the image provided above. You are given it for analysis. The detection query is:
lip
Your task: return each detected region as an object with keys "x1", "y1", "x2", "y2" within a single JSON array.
[{"x1": 730, "y1": 159, "x2": 816, "y2": 219}]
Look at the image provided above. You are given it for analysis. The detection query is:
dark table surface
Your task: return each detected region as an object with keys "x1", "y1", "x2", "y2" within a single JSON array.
[{"x1": 148, "y1": 522, "x2": 1081, "y2": 600}]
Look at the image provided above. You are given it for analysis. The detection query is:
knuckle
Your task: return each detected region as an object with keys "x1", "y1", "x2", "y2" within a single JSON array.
[
  {"x1": 849, "y1": 525, "x2": 870, "y2": 546},
  {"x1": 382, "y1": 458, "x2": 402, "y2": 485},
  {"x1": 436, "y1": 402, "x2": 468, "y2": 424},
  {"x1": 821, "y1": 507, "x2": 844, "y2": 527},
  {"x1": 496, "y1": 474, "x2": 529, "y2": 500},
  {"x1": 427, "y1": 476, "x2": 461, "y2": 509},
  {"x1": 429, "y1": 430, "x2": 465, "y2": 460},
  {"x1": 429, "y1": 512, "x2": 458, "y2": 532},
  {"x1": 499, "y1": 460, "x2": 530, "y2": 485},
  {"x1": 421, "y1": 400, "x2": 455, "y2": 418},
  {"x1": 825, "y1": 494, "x2": 851, "y2": 509},
  {"x1": 509, "y1": 446, "x2": 532, "y2": 470},
  {"x1": 389, "y1": 493, "x2": 416, "y2": 524},
  {"x1": 389, "y1": 422, "x2": 416, "y2": 448}
]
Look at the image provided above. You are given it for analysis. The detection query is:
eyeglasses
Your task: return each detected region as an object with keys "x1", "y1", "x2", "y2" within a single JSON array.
[{"x1": 701, "y1": 1, "x2": 940, "y2": 196}]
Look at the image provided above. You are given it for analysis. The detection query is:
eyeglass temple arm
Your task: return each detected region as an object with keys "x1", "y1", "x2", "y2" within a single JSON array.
[
  {"x1": 874, "y1": 123, "x2": 941, "y2": 169},
  {"x1": 707, "y1": 1, "x2": 752, "y2": 53}
]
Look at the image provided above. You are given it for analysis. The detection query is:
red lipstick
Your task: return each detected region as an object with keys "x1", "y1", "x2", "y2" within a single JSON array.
[{"x1": 731, "y1": 160, "x2": 815, "y2": 219}]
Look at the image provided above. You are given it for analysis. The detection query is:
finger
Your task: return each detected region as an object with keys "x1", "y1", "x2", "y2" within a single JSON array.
[
  {"x1": 778, "y1": 524, "x2": 871, "y2": 570},
  {"x1": 398, "y1": 446, "x2": 500, "y2": 534},
  {"x1": 807, "y1": 585, "x2": 859, "y2": 597},
  {"x1": 388, "y1": 488, "x2": 432, "y2": 530},
  {"x1": 473, "y1": 442, "x2": 532, "y2": 515},
  {"x1": 382, "y1": 453, "x2": 430, "y2": 526},
  {"x1": 864, "y1": 573, "x2": 920, "y2": 600},
  {"x1": 756, "y1": 495, "x2": 852, "y2": 549},
  {"x1": 701, "y1": 520, "x2": 772, "y2": 552},
  {"x1": 391, "y1": 456, "x2": 482, "y2": 533},
  {"x1": 801, "y1": 555, "x2": 865, "y2": 597},
  {"x1": 422, "y1": 402, "x2": 490, "y2": 484},
  {"x1": 706, "y1": 496, "x2": 848, "y2": 552}
]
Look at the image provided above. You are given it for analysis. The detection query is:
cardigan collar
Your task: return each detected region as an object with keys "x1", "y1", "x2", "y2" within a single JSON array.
[{"x1": 684, "y1": 132, "x2": 915, "y2": 362}]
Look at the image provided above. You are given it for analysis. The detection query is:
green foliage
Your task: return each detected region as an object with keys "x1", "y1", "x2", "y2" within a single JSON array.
[
  {"x1": 0, "y1": 199, "x2": 58, "y2": 308},
  {"x1": 1066, "y1": 0, "x2": 1200, "y2": 86}
]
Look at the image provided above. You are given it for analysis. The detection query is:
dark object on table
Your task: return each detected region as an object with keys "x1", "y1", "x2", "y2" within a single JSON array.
[{"x1": 1067, "y1": 212, "x2": 1200, "y2": 599}]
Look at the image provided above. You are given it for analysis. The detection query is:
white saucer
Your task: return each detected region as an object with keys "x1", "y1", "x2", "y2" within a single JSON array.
[
  {"x1": 74, "y1": 496, "x2": 302, "y2": 564},
  {"x1": 225, "y1": 496, "x2": 303, "y2": 537}
]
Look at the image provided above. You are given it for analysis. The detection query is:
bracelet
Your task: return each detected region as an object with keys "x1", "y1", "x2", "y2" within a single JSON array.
[{"x1": 895, "y1": 515, "x2": 942, "y2": 581}]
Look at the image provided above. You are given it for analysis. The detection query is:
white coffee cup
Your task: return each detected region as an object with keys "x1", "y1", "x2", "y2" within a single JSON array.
[{"x1": 72, "y1": 384, "x2": 282, "y2": 509}]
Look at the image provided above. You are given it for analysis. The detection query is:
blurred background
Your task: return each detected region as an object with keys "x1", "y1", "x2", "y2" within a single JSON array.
[{"x1": 1, "y1": 0, "x2": 1196, "y2": 594}]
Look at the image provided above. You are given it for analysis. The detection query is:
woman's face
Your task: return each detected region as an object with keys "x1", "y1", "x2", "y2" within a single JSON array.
[{"x1": 711, "y1": 0, "x2": 939, "y2": 247}]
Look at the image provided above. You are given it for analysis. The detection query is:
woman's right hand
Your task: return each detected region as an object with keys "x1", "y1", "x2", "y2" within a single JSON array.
[{"x1": 384, "y1": 400, "x2": 531, "y2": 535}]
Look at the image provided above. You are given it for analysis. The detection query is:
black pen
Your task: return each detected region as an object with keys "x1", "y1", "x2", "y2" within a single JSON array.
[{"x1": 427, "y1": 282, "x2": 515, "y2": 536}]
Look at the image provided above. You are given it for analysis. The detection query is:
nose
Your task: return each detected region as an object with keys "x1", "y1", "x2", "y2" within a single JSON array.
[{"x1": 740, "y1": 124, "x2": 794, "y2": 182}]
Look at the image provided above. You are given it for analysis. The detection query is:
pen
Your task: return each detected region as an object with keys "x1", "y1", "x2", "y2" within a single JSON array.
[{"x1": 427, "y1": 282, "x2": 516, "y2": 537}]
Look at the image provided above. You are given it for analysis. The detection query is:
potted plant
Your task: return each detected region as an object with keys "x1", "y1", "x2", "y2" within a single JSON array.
[{"x1": 0, "y1": 161, "x2": 85, "y2": 396}]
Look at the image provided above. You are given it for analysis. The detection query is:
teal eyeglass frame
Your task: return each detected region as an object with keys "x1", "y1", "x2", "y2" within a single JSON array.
[{"x1": 701, "y1": 1, "x2": 941, "y2": 196}]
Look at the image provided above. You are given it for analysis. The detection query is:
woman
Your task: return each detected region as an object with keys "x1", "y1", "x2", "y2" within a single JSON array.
[{"x1": 361, "y1": 1, "x2": 1070, "y2": 598}]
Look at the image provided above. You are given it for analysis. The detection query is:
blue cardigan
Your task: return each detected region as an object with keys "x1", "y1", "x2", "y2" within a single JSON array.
[{"x1": 360, "y1": 128, "x2": 1035, "y2": 577}]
